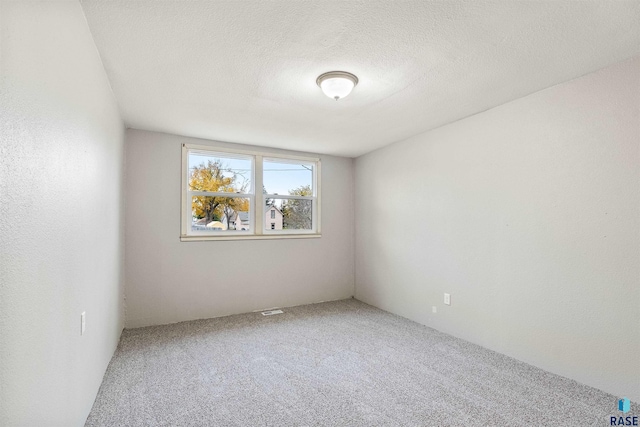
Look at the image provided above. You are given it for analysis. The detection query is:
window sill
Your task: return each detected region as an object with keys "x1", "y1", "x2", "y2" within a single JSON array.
[{"x1": 180, "y1": 233, "x2": 321, "y2": 242}]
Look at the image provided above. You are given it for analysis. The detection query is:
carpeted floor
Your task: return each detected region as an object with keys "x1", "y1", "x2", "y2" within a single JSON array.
[{"x1": 86, "y1": 299, "x2": 621, "y2": 426}]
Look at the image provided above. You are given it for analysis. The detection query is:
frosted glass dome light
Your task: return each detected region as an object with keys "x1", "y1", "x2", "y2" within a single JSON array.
[{"x1": 316, "y1": 71, "x2": 358, "y2": 101}]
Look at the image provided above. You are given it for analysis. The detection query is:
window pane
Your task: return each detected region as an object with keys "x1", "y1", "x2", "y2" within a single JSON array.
[
  {"x1": 189, "y1": 152, "x2": 252, "y2": 194},
  {"x1": 263, "y1": 159, "x2": 312, "y2": 197},
  {"x1": 265, "y1": 199, "x2": 312, "y2": 231},
  {"x1": 191, "y1": 196, "x2": 251, "y2": 232}
]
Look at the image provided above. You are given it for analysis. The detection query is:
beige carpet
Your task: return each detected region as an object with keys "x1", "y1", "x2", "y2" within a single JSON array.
[{"x1": 86, "y1": 299, "x2": 622, "y2": 426}]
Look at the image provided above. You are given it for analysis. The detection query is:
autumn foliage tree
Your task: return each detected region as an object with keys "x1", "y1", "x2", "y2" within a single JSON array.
[
  {"x1": 282, "y1": 185, "x2": 312, "y2": 229},
  {"x1": 189, "y1": 160, "x2": 249, "y2": 228}
]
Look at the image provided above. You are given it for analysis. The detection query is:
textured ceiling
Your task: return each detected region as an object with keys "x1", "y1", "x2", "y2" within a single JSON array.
[{"x1": 80, "y1": 1, "x2": 640, "y2": 157}]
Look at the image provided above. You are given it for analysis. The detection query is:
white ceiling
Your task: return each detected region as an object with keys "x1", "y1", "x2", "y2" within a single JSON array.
[{"x1": 80, "y1": 1, "x2": 640, "y2": 157}]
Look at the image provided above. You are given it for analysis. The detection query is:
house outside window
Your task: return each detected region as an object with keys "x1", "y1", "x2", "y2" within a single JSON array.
[
  {"x1": 266, "y1": 206, "x2": 283, "y2": 230},
  {"x1": 181, "y1": 144, "x2": 320, "y2": 240}
]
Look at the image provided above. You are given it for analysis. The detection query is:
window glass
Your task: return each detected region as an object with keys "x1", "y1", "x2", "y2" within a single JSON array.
[
  {"x1": 188, "y1": 152, "x2": 252, "y2": 194},
  {"x1": 263, "y1": 159, "x2": 312, "y2": 196},
  {"x1": 191, "y1": 196, "x2": 250, "y2": 232},
  {"x1": 265, "y1": 199, "x2": 312, "y2": 231}
]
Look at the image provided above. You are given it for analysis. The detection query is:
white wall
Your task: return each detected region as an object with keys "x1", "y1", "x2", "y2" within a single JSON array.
[
  {"x1": 355, "y1": 58, "x2": 640, "y2": 402},
  {"x1": 124, "y1": 129, "x2": 354, "y2": 328},
  {"x1": 0, "y1": 2, "x2": 125, "y2": 426}
]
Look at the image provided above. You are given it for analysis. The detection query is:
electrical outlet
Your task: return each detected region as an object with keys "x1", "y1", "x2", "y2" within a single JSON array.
[
  {"x1": 81, "y1": 312, "x2": 86, "y2": 335},
  {"x1": 432, "y1": 306, "x2": 437, "y2": 313},
  {"x1": 444, "y1": 293, "x2": 451, "y2": 305}
]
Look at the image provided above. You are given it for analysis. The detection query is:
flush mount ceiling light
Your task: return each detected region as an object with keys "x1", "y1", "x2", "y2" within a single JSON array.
[{"x1": 316, "y1": 71, "x2": 358, "y2": 101}]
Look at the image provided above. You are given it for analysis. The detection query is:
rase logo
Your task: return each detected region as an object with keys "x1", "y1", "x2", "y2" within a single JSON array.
[{"x1": 610, "y1": 398, "x2": 637, "y2": 426}]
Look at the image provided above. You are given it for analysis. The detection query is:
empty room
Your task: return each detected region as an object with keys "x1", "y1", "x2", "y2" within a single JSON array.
[{"x1": 1, "y1": 1, "x2": 639, "y2": 426}]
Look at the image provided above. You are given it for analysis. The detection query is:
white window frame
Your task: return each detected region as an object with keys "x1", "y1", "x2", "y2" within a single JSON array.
[
  {"x1": 181, "y1": 143, "x2": 321, "y2": 241},
  {"x1": 262, "y1": 156, "x2": 318, "y2": 236}
]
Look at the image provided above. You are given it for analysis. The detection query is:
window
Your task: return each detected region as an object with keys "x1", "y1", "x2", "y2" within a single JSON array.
[{"x1": 181, "y1": 144, "x2": 320, "y2": 240}]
